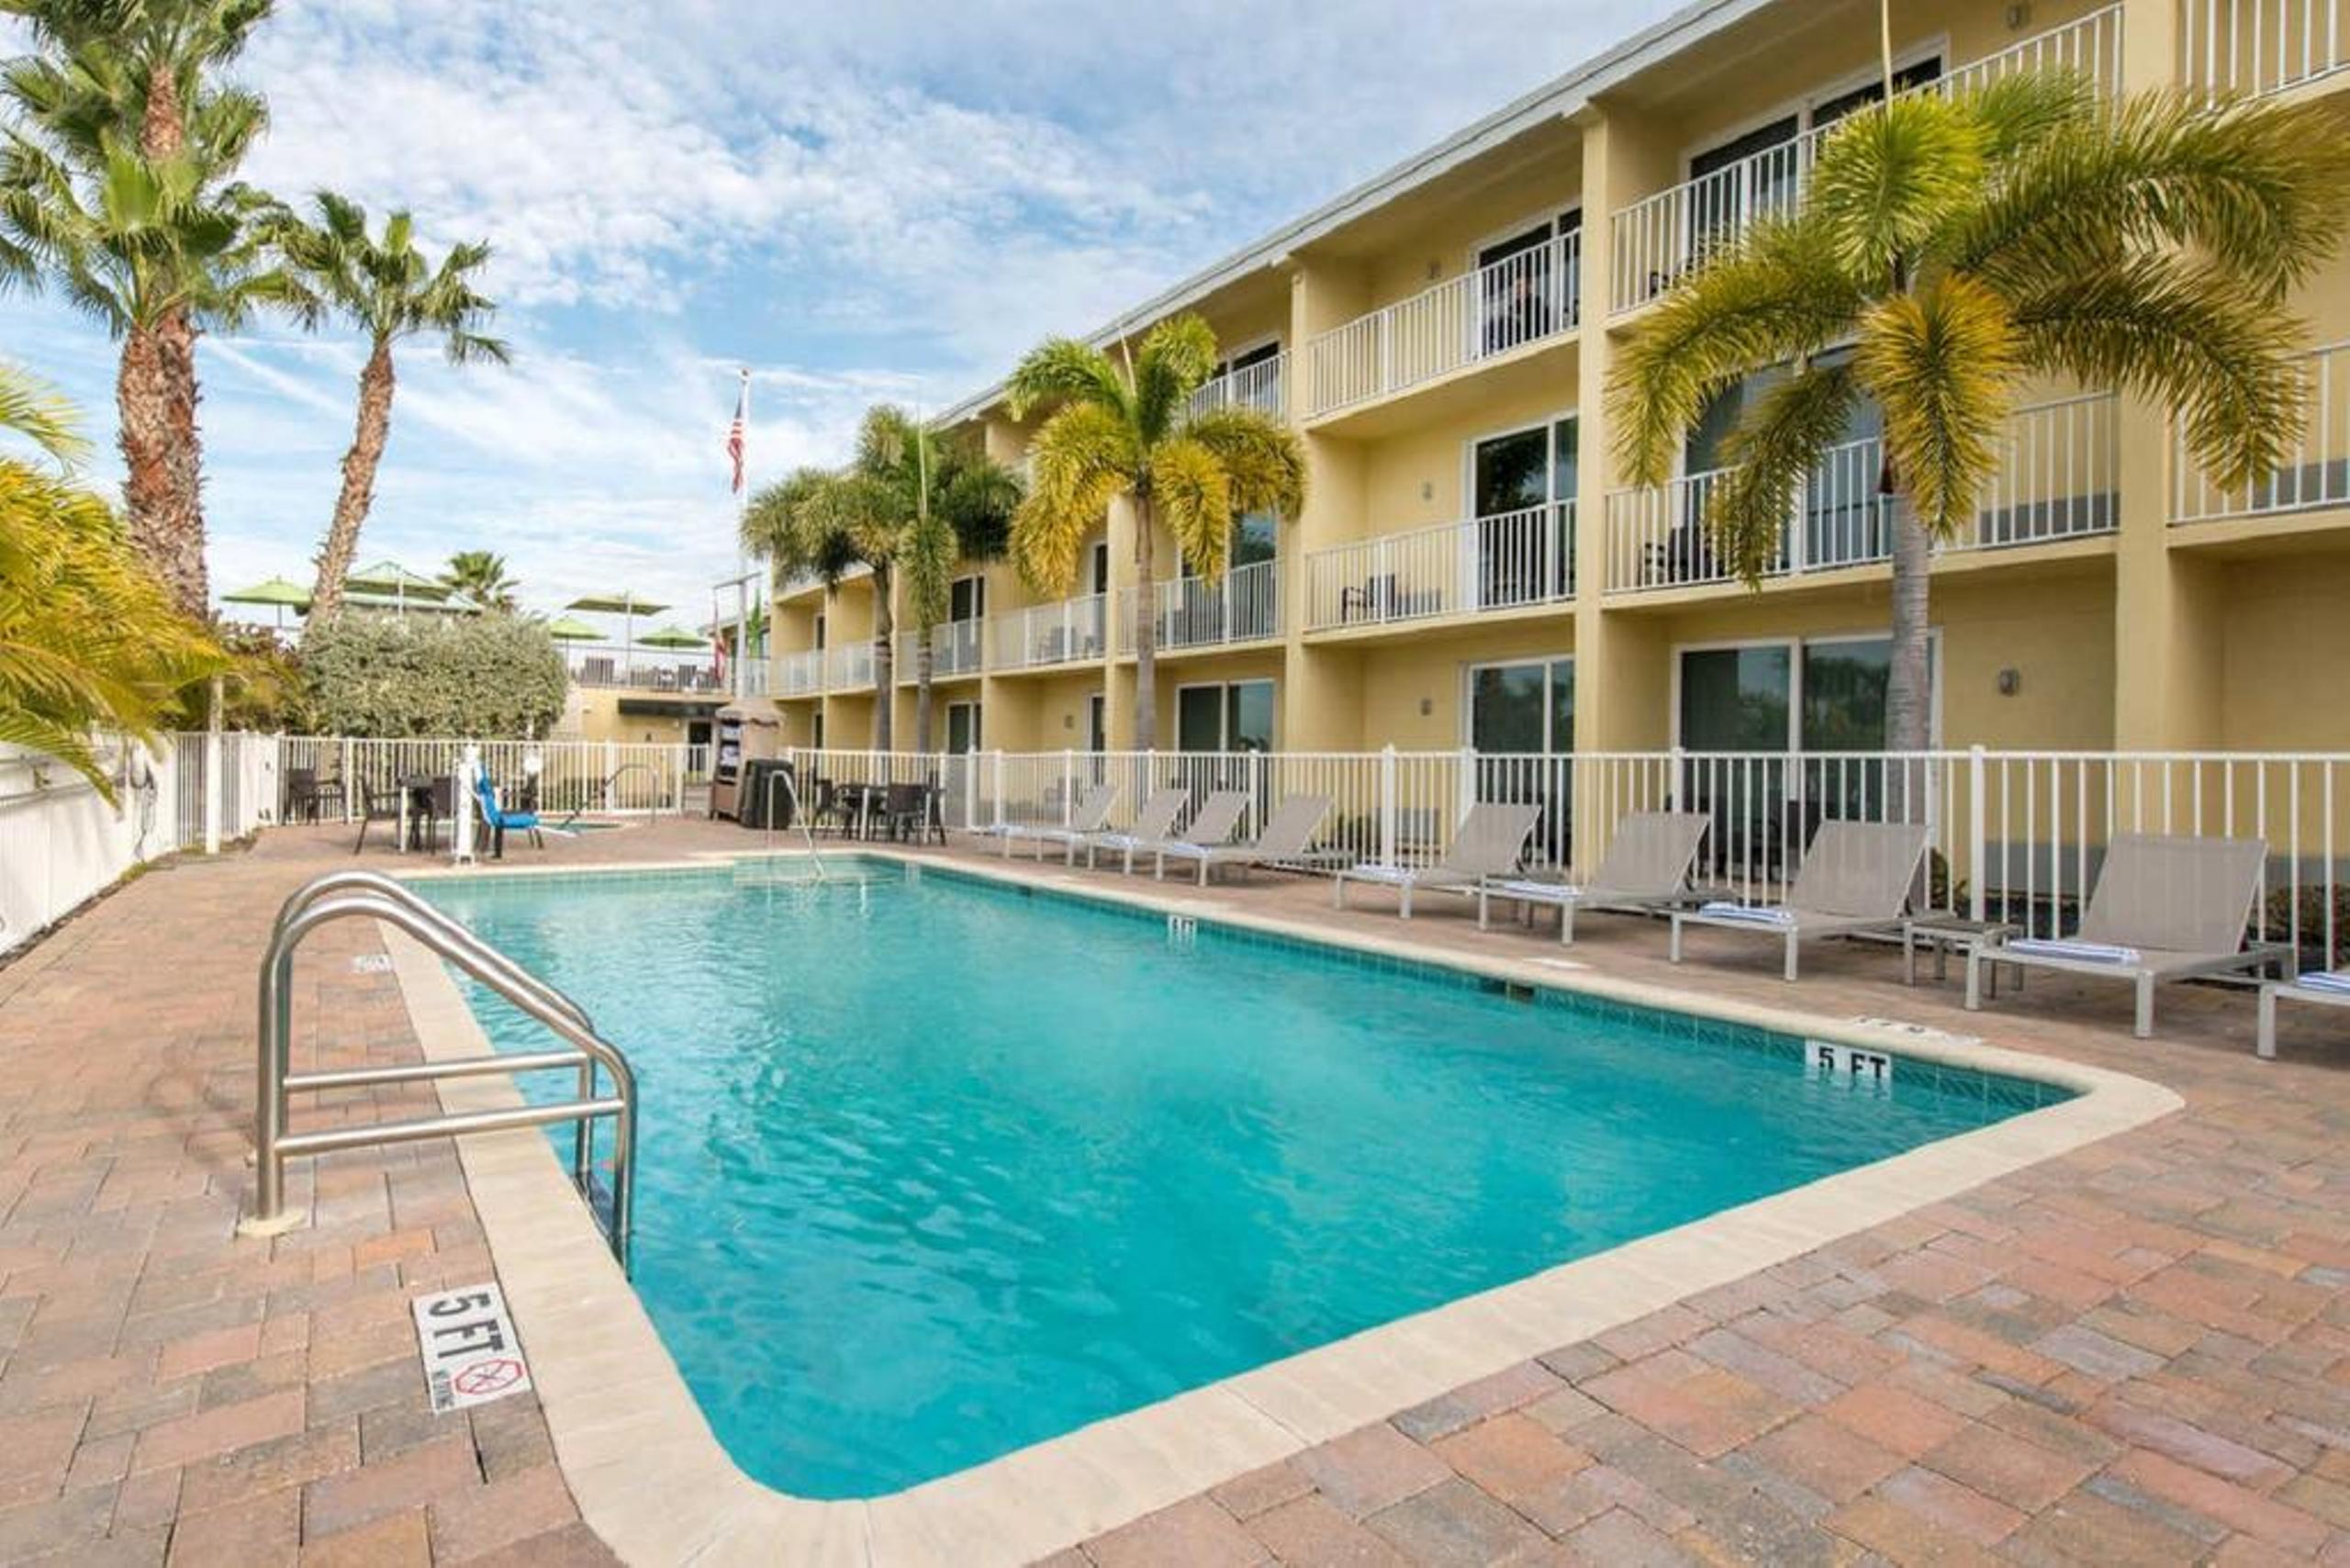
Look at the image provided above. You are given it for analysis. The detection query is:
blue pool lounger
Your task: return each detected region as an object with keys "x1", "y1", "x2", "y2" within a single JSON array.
[
  {"x1": 1967, "y1": 834, "x2": 2292, "y2": 1038},
  {"x1": 1670, "y1": 820, "x2": 1931, "y2": 982}
]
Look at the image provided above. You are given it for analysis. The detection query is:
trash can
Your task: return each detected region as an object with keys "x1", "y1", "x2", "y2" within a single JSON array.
[{"x1": 738, "y1": 759, "x2": 796, "y2": 830}]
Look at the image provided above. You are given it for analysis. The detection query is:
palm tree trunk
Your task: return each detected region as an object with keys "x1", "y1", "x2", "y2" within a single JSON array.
[
  {"x1": 1885, "y1": 504, "x2": 1933, "y2": 754},
  {"x1": 117, "y1": 315, "x2": 207, "y2": 617},
  {"x1": 1132, "y1": 496, "x2": 1158, "y2": 751},
  {"x1": 913, "y1": 622, "x2": 935, "y2": 755},
  {"x1": 140, "y1": 62, "x2": 185, "y2": 157},
  {"x1": 871, "y1": 566, "x2": 896, "y2": 751},
  {"x1": 308, "y1": 337, "x2": 397, "y2": 628}
]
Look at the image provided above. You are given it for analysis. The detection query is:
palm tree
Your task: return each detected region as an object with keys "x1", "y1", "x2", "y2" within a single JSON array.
[
  {"x1": 1005, "y1": 314, "x2": 1304, "y2": 749},
  {"x1": 442, "y1": 549, "x2": 517, "y2": 611},
  {"x1": 277, "y1": 193, "x2": 507, "y2": 625},
  {"x1": 0, "y1": 38, "x2": 296, "y2": 615},
  {"x1": 1608, "y1": 73, "x2": 2350, "y2": 755},
  {"x1": 740, "y1": 406, "x2": 1016, "y2": 751},
  {"x1": 0, "y1": 361, "x2": 225, "y2": 796},
  {"x1": 0, "y1": 1, "x2": 273, "y2": 159}
]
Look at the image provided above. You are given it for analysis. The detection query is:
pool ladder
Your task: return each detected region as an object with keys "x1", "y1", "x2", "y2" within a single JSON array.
[
  {"x1": 763, "y1": 766, "x2": 830, "y2": 880},
  {"x1": 238, "y1": 869, "x2": 638, "y2": 1271}
]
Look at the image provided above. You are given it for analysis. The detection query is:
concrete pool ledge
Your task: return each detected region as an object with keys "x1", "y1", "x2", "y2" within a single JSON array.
[{"x1": 383, "y1": 850, "x2": 2184, "y2": 1567}]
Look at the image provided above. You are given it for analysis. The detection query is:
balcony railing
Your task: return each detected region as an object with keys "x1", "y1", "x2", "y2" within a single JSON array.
[
  {"x1": 565, "y1": 645, "x2": 728, "y2": 695},
  {"x1": 824, "y1": 639, "x2": 877, "y2": 690},
  {"x1": 1603, "y1": 393, "x2": 2117, "y2": 594},
  {"x1": 777, "y1": 649, "x2": 824, "y2": 697},
  {"x1": 990, "y1": 594, "x2": 1106, "y2": 670},
  {"x1": 1303, "y1": 231, "x2": 1580, "y2": 419},
  {"x1": 1117, "y1": 560, "x2": 1281, "y2": 654},
  {"x1": 1189, "y1": 354, "x2": 1287, "y2": 422},
  {"x1": 2176, "y1": 342, "x2": 2350, "y2": 523},
  {"x1": 2184, "y1": 0, "x2": 2349, "y2": 98},
  {"x1": 894, "y1": 619, "x2": 985, "y2": 681},
  {"x1": 1303, "y1": 502, "x2": 1575, "y2": 633},
  {"x1": 738, "y1": 658, "x2": 770, "y2": 699},
  {"x1": 1607, "y1": 6, "x2": 2124, "y2": 316}
]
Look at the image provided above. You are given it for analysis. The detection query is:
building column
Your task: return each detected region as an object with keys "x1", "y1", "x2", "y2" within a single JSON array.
[{"x1": 1281, "y1": 256, "x2": 1372, "y2": 750}]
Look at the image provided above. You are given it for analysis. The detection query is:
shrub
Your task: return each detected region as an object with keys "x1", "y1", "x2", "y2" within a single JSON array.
[{"x1": 301, "y1": 613, "x2": 566, "y2": 738}]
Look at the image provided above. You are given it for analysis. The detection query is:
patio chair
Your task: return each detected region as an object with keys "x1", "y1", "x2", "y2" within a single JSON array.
[
  {"x1": 990, "y1": 782, "x2": 1118, "y2": 862},
  {"x1": 1669, "y1": 819, "x2": 1930, "y2": 981},
  {"x1": 1079, "y1": 789, "x2": 1188, "y2": 872},
  {"x1": 1965, "y1": 834, "x2": 2292, "y2": 1038},
  {"x1": 1122, "y1": 790, "x2": 1249, "y2": 878},
  {"x1": 878, "y1": 781, "x2": 942, "y2": 844},
  {"x1": 1153, "y1": 793, "x2": 1333, "y2": 886},
  {"x1": 1332, "y1": 801, "x2": 1543, "y2": 917},
  {"x1": 1477, "y1": 812, "x2": 1712, "y2": 945},
  {"x1": 420, "y1": 776, "x2": 457, "y2": 853},
  {"x1": 352, "y1": 784, "x2": 405, "y2": 855},
  {"x1": 472, "y1": 774, "x2": 544, "y2": 858},
  {"x1": 2257, "y1": 969, "x2": 2350, "y2": 1058},
  {"x1": 282, "y1": 766, "x2": 344, "y2": 824}
]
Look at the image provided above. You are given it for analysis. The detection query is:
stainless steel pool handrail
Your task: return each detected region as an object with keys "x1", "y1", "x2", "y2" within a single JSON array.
[
  {"x1": 242, "y1": 875, "x2": 637, "y2": 1270},
  {"x1": 764, "y1": 764, "x2": 830, "y2": 879}
]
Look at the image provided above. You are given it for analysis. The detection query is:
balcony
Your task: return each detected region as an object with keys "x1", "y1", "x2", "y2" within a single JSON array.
[
  {"x1": 1117, "y1": 561, "x2": 1281, "y2": 655},
  {"x1": 2184, "y1": 0, "x2": 2350, "y2": 98},
  {"x1": 1301, "y1": 231, "x2": 1580, "y2": 420},
  {"x1": 894, "y1": 619, "x2": 985, "y2": 681},
  {"x1": 990, "y1": 594, "x2": 1107, "y2": 671},
  {"x1": 1303, "y1": 503, "x2": 1575, "y2": 633},
  {"x1": 2175, "y1": 341, "x2": 2350, "y2": 524},
  {"x1": 1602, "y1": 393, "x2": 2117, "y2": 595},
  {"x1": 565, "y1": 645, "x2": 727, "y2": 695},
  {"x1": 1606, "y1": 6, "x2": 2124, "y2": 317},
  {"x1": 824, "y1": 639, "x2": 877, "y2": 691},
  {"x1": 1189, "y1": 353, "x2": 1286, "y2": 422},
  {"x1": 776, "y1": 649, "x2": 823, "y2": 697}
]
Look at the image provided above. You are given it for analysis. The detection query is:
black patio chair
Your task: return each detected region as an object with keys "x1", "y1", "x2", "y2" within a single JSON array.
[{"x1": 352, "y1": 785, "x2": 404, "y2": 854}]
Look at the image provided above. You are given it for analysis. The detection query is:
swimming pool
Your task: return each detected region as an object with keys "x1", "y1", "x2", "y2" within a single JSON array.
[{"x1": 420, "y1": 858, "x2": 2069, "y2": 1501}]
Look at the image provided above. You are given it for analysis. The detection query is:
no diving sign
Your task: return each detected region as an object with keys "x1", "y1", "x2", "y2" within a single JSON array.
[{"x1": 412, "y1": 1283, "x2": 533, "y2": 1414}]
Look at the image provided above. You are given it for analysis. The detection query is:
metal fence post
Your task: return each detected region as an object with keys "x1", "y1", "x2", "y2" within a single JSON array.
[
  {"x1": 1061, "y1": 748, "x2": 1075, "y2": 826},
  {"x1": 1968, "y1": 745, "x2": 1988, "y2": 923},
  {"x1": 202, "y1": 678, "x2": 222, "y2": 855},
  {"x1": 1378, "y1": 744, "x2": 1398, "y2": 868},
  {"x1": 963, "y1": 745, "x2": 979, "y2": 831},
  {"x1": 601, "y1": 739, "x2": 618, "y2": 812},
  {"x1": 990, "y1": 748, "x2": 1006, "y2": 830},
  {"x1": 672, "y1": 745, "x2": 688, "y2": 814},
  {"x1": 341, "y1": 735, "x2": 355, "y2": 822}
]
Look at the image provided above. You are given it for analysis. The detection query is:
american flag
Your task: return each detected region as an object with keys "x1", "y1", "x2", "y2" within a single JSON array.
[{"x1": 725, "y1": 372, "x2": 748, "y2": 494}]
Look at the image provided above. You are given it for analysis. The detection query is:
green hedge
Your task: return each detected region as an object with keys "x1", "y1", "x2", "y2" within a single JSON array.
[{"x1": 301, "y1": 613, "x2": 567, "y2": 737}]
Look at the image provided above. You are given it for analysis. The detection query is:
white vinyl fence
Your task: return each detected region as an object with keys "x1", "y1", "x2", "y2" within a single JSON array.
[
  {"x1": 277, "y1": 735, "x2": 695, "y2": 818},
  {"x1": 0, "y1": 742, "x2": 181, "y2": 956},
  {"x1": 789, "y1": 745, "x2": 2350, "y2": 970}
]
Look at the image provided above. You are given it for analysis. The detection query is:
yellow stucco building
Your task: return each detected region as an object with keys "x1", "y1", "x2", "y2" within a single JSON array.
[{"x1": 764, "y1": 0, "x2": 2350, "y2": 769}]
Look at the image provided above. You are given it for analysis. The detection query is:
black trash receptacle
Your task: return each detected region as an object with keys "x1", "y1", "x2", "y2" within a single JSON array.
[{"x1": 738, "y1": 759, "x2": 796, "y2": 830}]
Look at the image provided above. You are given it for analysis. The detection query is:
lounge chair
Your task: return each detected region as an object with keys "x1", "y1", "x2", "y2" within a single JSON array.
[
  {"x1": 1476, "y1": 812, "x2": 1712, "y2": 945},
  {"x1": 1153, "y1": 794, "x2": 1334, "y2": 885},
  {"x1": 1104, "y1": 790, "x2": 1248, "y2": 875},
  {"x1": 1669, "y1": 819, "x2": 1930, "y2": 980},
  {"x1": 1965, "y1": 834, "x2": 2292, "y2": 1038},
  {"x1": 1080, "y1": 789, "x2": 1188, "y2": 872},
  {"x1": 472, "y1": 774, "x2": 544, "y2": 858},
  {"x1": 990, "y1": 783, "x2": 1118, "y2": 863},
  {"x1": 1333, "y1": 801, "x2": 1543, "y2": 917},
  {"x1": 2257, "y1": 969, "x2": 2350, "y2": 1059}
]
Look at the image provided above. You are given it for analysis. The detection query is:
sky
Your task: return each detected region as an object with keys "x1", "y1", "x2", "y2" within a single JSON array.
[{"x1": 0, "y1": 0, "x2": 1684, "y2": 636}]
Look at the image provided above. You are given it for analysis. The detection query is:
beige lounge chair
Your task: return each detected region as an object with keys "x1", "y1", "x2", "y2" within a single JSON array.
[
  {"x1": 1669, "y1": 820, "x2": 1930, "y2": 981},
  {"x1": 1154, "y1": 794, "x2": 1333, "y2": 885},
  {"x1": 1333, "y1": 801, "x2": 1542, "y2": 917},
  {"x1": 2257, "y1": 969, "x2": 2350, "y2": 1059},
  {"x1": 1118, "y1": 790, "x2": 1250, "y2": 877},
  {"x1": 1966, "y1": 834, "x2": 2291, "y2": 1038},
  {"x1": 992, "y1": 782, "x2": 1117, "y2": 863},
  {"x1": 1477, "y1": 812, "x2": 1712, "y2": 945},
  {"x1": 1080, "y1": 788, "x2": 1189, "y2": 872}
]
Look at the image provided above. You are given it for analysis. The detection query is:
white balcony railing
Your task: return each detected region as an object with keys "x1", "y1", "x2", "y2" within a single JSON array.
[
  {"x1": 823, "y1": 639, "x2": 877, "y2": 690},
  {"x1": 777, "y1": 648, "x2": 824, "y2": 697},
  {"x1": 990, "y1": 594, "x2": 1107, "y2": 670},
  {"x1": 565, "y1": 644, "x2": 729, "y2": 695},
  {"x1": 1303, "y1": 503, "x2": 1575, "y2": 633},
  {"x1": 1303, "y1": 231, "x2": 1580, "y2": 419},
  {"x1": 2184, "y1": 0, "x2": 2350, "y2": 98},
  {"x1": 1117, "y1": 560, "x2": 1281, "y2": 654},
  {"x1": 738, "y1": 658, "x2": 771, "y2": 699},
  {"x1": 1607, "y1": 6, "x2": 2125, "y2": 316},
  {"x1": 1603, "y1": 393, "x2": 2117, "y2": 594},
  {"x1": 895, "y1": 619, "x2": 985, "y2": 681},
  {"x1": 1189, "y1": 354, "x2": 1287, "y2": 422},
  {"x1": 2176, "y1": 342, "x2": 2350, "y2": 523}
]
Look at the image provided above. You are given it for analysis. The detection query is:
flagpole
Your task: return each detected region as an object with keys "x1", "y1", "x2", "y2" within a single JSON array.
[{"x1": 733, "y1": 366, "x2": 751, "y2": 702}]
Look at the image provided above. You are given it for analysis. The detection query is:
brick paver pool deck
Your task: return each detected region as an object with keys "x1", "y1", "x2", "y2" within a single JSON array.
[{"x1": 1, "y1": 819, "x2": 2344, "y2": 1565}]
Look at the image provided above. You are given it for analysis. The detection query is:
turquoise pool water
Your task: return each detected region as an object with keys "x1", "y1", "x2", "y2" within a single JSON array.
[{"x1": 419, "y1": 860, "x2": 2065, "y2": 1500}]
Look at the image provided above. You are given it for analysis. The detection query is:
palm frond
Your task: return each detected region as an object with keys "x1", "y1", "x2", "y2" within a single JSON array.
[
  {"x1": 1184, "y1": 404, "x2": 1306, "y2": 525},
  {"x1": 1707, "y1": 361, "x2": 1857, "y2": 584},
  {"x1": 1133, "y1": 313, "x2": 1219, "y2": 442},
  {"x1": 1960, "y1": 69, "x2": 2098, "y2": 165},
  {"x1": 1005, "y1": 336, "x2": 1128, "y2": 422},
  {"x1": 0, "y1": 359, "x2": 87, "y2": 465},
  {"x1": 1150, "y1": 437, "x2": 1236, "y2": 582},
  {"x1": 1809, "y1": 93, "x2": 1985, "y2": 283},
  {"x1": 1858, "y1": 274, "x2": 2020, "y2": 537},
  {"x1": 1013, "y1": 401, "x2": 1132, "y2": 595}
]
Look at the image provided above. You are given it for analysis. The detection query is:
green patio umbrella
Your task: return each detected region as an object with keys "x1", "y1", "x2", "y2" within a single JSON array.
[
  {"x1": 636, "y1": 624, "x2": 707, "y2": 650},
  {"x1": 543, "y1": 614, "x2": 603, "y2": 643},
  {"x1": 565, "y1": 590, "x2": 671, "y2": 653},
  {"x1": 346, "y1": 559, "x2": 452, "y2": 616},
  {"x1": 221, "y1": 576, "x2": 310, "y2": 631}
]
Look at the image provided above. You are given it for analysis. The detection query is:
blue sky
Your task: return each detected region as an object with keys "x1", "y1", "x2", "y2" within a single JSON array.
[{"x1": 0, "y1": 0, "x2": 1681, "y2": 631}]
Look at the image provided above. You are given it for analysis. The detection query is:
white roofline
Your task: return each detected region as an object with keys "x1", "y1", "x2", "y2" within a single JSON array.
[{"x1": 935, "y1": 0, "x2": 1778, "y2": 427}]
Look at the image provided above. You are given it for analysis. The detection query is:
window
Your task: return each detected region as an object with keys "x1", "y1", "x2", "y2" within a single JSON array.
[
  {"x1": 948, "y1": 575, "x2": 985, "y2": 623},
  {"x1": 1175, "y1": 679, "x2": 1275, "y2": 753},
  {"x1": 813, "y1": 611, "x2": 826, "y2": 651},
  {"x1": 1090, "y1": 541, "x2": 1111, "y2": 597},
  {"x1": 1476, "y1": 207, "x2": 1580, "y2": 356},
  {"x1": 946, "y1": 701, "x2": 980, "y2": 754},
  {"x1": 811, "y1": 711, "x2": 824, "y2": 749},
  {"x1": 1465, "y1": 656, "x2": 1574, "y2": 863},
  {"x1": 1087, "y1": 693, "x2": 1106, "y2": 753},
  {"x1": 1470, "y1": 418, "x2": 1576, "y2": 607}
]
